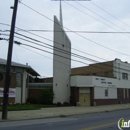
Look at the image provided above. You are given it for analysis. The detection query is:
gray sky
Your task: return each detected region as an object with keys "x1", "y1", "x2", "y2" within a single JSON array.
[{"x1": 0, "y1": 0, "x2": 130, "y2": 77}]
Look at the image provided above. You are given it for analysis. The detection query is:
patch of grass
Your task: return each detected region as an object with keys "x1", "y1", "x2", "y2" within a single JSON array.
[{"x1": 0, "y1": 104, "x2": 56, "y2": 111}]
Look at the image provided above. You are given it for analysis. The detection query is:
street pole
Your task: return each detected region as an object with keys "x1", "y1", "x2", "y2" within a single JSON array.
[{"x1": 2, "y1": 0, "x2": 18, "y2": 120}]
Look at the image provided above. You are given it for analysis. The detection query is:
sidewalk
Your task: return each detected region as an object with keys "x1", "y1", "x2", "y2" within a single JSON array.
[{"x1": 0, "y1": 103, "x2": 130, "y2": 121}]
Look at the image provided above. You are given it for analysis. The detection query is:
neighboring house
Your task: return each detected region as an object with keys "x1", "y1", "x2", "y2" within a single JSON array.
[
  {"x1": 0, "y1": 58, "x2": 39, "y2": 104},
  {"x1": 71, "y1": 60, "x2": 113, "y2": 77},
  {"x1": 70, "y1": 59, "x2": 130, "y2": 106}
]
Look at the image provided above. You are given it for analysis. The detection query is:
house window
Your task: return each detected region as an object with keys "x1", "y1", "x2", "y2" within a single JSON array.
[
  {"x1": 105, "y1": 89, "x2": 108, "y2": 97},
  {"x1": 122, "y1": 73, "x2": 128, "y2": 80},
  {"x1": 16, "y1": 73, "x2": 22, "y2": 87}
]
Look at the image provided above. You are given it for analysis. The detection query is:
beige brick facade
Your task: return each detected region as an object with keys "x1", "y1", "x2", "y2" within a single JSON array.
[{"x1": 71, "y1": 61, "x2": 114, "y2": 78}]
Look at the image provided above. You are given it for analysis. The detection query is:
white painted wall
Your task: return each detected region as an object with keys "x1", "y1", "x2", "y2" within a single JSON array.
[
  {"x1": 71, "y1": 76, "x2": 93, "y2": 87},
  {"x1": 71, "y1": 75, "x2": 130, "y2": 100},
  {"x1": 53, "y1": 16, "x2": 71, "y2": 103},
  {"x1": 113, "y1": 59, "x2": 130, "y2": 80},
  {"x1": 15, "y1": 87, "x2": 21, "y2": 103},
  {"x1": 71, "y1": 75, "x2": 130, "y2": 89},
  {"x1": 93, "y1": 76, "x2": 116, "y2": 88},
  {"x1": 94, "y1": 87, "x2": 117, "y2": 99}
]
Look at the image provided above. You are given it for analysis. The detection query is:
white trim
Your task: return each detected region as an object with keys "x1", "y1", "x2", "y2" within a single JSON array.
[{"x1": 73, "y1": 85, "x2": 94, "y2": 87}]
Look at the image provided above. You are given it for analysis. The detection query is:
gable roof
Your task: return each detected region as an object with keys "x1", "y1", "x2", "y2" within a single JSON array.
[{"x1": 0, "y1": 58, "x2": 40, "y2": 76}]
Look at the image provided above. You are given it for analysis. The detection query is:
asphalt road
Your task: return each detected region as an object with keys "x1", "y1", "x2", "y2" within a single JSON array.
[{"x1": 0, "y1": 109, "x2": 130, "y2": 130}]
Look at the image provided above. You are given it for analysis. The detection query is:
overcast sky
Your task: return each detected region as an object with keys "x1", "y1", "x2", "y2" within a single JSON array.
[{"x1": 0, "y1": 0, "x2": 130, "y2": 77}]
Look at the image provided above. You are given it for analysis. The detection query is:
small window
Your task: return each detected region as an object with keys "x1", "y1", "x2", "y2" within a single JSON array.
[
  {"x1": 16, "y1": 73, "x2": 22, "y2": 87},
  {"x1": 105, "y1": 89, "x2": 108, "y2": 97},
  {"x1": 122, "y1": 73, "x2": 128, "y2": 80},
  {"x1": 0, "y1": 73, "x2": 3, "y2": 81}
]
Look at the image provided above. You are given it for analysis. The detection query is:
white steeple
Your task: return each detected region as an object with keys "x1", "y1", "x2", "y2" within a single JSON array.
[{"x1": 60, "y1": 0, "x2": 63, "y2": 26}]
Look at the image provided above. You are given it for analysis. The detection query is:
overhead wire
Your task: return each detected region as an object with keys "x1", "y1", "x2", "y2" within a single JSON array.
[
  {"x1": 90, "y1": 1, "x2": 130, "y2": 29},
  {"x1": 13, "y1": 40, "x2": 130, "y2": 79},
  {"x1": 0, "y1": 22, "x2": 107, "y2": 61},
  {"x1": 1, "y1": 33, "x2": 130, "y2": 73},
  {"x1": 1, "y1": 36, "x2": 130, "y2": 79},
  {"x1": 1, "y1": 30, "x2": 130, "y2": 71},
  {"x1": 73, "y1": 1, "x2": 130, "y2": 35},
  {"x1": 2, "y1": 29, "x2": 130, "y2": 34},
  {"x1": 19, "y1": 2, "x2": 130, "y2": 57},
  {"x1": 14, "y1": 32, "x2": 99, "y2": 63},
  {"x1": 1, "y1": 1, "x2": 130, "y2": 78},
  {"x1": 1, "y1": 33, "x2": 100, "y2": 64},
  {"x1": 1, "y1": 23, "x2": 130, "y2": 71}
]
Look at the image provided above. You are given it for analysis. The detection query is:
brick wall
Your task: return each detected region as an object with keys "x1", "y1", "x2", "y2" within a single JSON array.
[
  {"x1": 70, "y1": 87, "x2": 79, "y2": 105},
  {"x1": 28, "y1": 89, "x2": 43, "y2": 103},
  {"x1": 0, "y1": 72, "x2": 16, "y2": 104},
  {"x1": 71, "y1": 61, "x2": 114, "y2": 78},
  {"x1": 0, "y1": 72, "x2": 16, "y2": 88}
]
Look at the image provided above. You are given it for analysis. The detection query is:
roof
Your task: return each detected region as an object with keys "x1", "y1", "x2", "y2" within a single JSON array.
[
  {"x1": 71, "y1": 60, "x2": 114, "y2": 70},
  {"x1": 0, "y1": 58, "x2": 40, "y2": 76},
  {"x1": 29, "y1": 83, "x2": 53, "y2": 87}
]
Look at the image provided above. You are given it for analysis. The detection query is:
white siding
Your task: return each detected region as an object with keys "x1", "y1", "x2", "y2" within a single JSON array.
[
  {"x1": 15, "y1": 87, "x2": 21, "y2": 103},
  {"x1": 94, "y1": 87, "x2": 117, "y2": 99},
  {"x1": 113, "y1": 59, "x2": 130, "y2": 80},
  {"x1": 71, "y1": 75, "x2": 130, "y2": 89},
  {"x1": 71, "y1": 76, "x2": 93, "y2": 87}
]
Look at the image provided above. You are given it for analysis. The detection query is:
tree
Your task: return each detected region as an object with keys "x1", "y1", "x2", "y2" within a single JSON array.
[{"x1": 40, "y1": 88, "x2": 54, "y2": 104}]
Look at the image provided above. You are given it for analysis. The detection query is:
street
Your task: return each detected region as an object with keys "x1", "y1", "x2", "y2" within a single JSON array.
[{"x1": 0, "y1": 109, "x2": 130, "y2": 130}]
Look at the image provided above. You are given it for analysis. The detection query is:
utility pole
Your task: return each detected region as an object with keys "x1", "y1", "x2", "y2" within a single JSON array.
[{"x1": 2, "y1": 0, "x2": 18, "y2": 120}]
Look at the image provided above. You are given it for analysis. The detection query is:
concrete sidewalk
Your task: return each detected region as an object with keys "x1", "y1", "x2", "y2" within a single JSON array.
[{"x1": 0, "y1": 104, "x2": 130, "y2": 121}]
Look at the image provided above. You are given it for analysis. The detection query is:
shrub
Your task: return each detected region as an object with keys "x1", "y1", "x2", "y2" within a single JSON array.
[
  {"x1": 26, "y1": 97, "x2": 38, "y2": 104},
  {"x1": 40, "y1": 88, "x2": 54, "y2": 105}
]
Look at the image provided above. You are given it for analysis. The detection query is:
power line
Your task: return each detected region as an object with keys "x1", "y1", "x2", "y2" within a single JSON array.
[
  {"x1": 73, "y1": 1, "x2": 130, "y2": 34},
  {"x1": 1, "y1": 31, "x2": 130, "y2": 71},
  {"x1": 1, "y1": 33, "x2": 130, "y2": 72},
  {"x1": 1, "y1": 26, "x2": 130, "y2": 71},
  {"x1": 0, "y1": 23, "x2": 107, "y2": 62},
  {"x1": 1, "y1": 24, "x2": 130, "y2": 72},
  {"x1": 14, "y1": 40, "x2": 130, "y2": 80},
  {"x1": 1, "y1": 37, "x2": 130, "y2": 79},
  {"x1": 0, "y1": 23, "x2": 10, "y2": 27},
  {"x1": 12, "y1": 36, "x2": 130, "y2": 72},
  {"x1": 14, "y1": 32, "x2": 130, "y2": 72},
  {"x1": 14, "y1": 32, "x2": 99, "y2": 63},
  {"x1": 19, "y1": 2, "x2": 130, "y2": 57},
  {"x1": 90, "y1": 1, "x2": 130, "y2": 29},
  {"x1": 2, "y1": 29, "x2": 130, "y2": 34}
]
